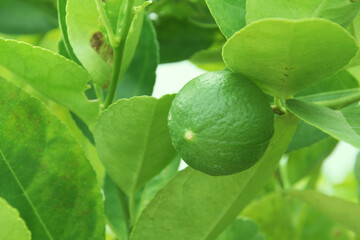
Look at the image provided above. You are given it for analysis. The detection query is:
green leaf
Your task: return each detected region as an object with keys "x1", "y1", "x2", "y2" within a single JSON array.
[
  {"x1": 288, "y1": 190, "x2": 360, "y2": 235},
  {"x1": 287, "y1": 120, "x2": 329, "y2": 152},
  {"x1": 0, "y1": 198, "x2": 31, "y2": 240},
  {"x1": 217, "y1": 218, "x2": 265, "y2": 240},
  {"x1": 67, "y1": 0, "x2": 111, "y2": 86},
  {"x1": 223, "y1": 18, "x2": 358, "y2": 99},
  {"x1": 205, "y1": 0, "x2": 246, "y2": 39},
  {"x1": 155, "y1": 17, "x2": 217, "y2": 63},
  {"x1": 286, "y1": 99, "x2": 360, "y2": 149},
  {"x1": 130, "y1": 114, "x2": 298, "y2": 240},
  {"x1": 287, "y1": 138, "x2": 338, "y2": 184},
  {"x1": 94, "y1": 95, "x2": 177, "y2": 195},
  {"x1": 0, "y1": 38, "x2": 100, "y2": 127},
  {"x1": 246, "y1": 0, "x2": 360, "y2": 27},
  {"x1": 103, "y1": 175, "x2": 129, "y2": 240},
  {"x1": 57, "y1": 0, "x2": 81, "y2": 64},
  {"x1": 242, "y1": 193, "x2": 296, "y2": 240},
  {"x1": 116, "y1": 15, "x2": 159, "y2": 99},
  {"x1": 0, "y1": 0, "x2": 58, "y2": 34},
  {"x1": 0, "y1": 79, "x2": 105, "y2": 240},
  {"x1": 356, "y1": 153, "x2": 360, "y2": 201}
]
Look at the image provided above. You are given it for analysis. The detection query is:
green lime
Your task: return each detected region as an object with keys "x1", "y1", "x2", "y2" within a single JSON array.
[{"x1": 168, "y1": 71, "x2": 274, "y2": 176}]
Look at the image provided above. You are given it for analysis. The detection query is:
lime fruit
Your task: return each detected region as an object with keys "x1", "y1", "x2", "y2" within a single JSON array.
[{"x1": 168, "y1": 71, "x2": 274, "y2": 176}]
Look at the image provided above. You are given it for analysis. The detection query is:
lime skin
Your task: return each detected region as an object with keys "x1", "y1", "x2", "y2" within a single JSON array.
[{"x1": 168, "y1": 71, "x2": 274, "y2": 176}]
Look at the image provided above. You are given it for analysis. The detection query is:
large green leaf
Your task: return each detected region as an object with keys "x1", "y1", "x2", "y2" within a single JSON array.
[
  {"x1": 205, "y1": 0, "x2": 246, "y2": 39},
  {"x1": 116, "y1": 15, "x2": 158, "y2": 99},
  {"x1": 0, "y1": 38, "x2": 100, "y2": 127},
  {"x1": 223, "y1": 18, "x2": 358, "y2": 99},
  {"x1": 287, "y1": 99, "x2": 360, "y2": 149},
  {"x1": 0, "y1": 198, "x2": 31, "y2": 240},
  {"x1": 287, "y1": 138, "x2": 338, "y2": 184},
  {"x1": 246, "y1": 0, "x2": 360, "y2": 27},
  {"x1": 242, "y1": 193, "x2": 296, "y2": 240},
  {"x1": 94, "y1": 95, "x2": 177, "y2": 196},
  {"x1": 289, "y1": 190, "x2": 360, "y2": 235},
  {"x1": 0, "y1": 79, "x2": 105, "y2": 240},
  {"x1": 130, "y1": 114, "x2": 298, "y2": 240},
  {"x1": 0, "y1": 0, "x2": 58, "y2": 34},
  {"x1": 217, "y1": 218, "x2": 265, "y2": 240}
]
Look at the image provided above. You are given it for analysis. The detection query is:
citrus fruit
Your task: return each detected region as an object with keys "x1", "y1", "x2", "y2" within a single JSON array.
[{"x1": 168, "y1": 71, "x2": 274, "y2": 176}]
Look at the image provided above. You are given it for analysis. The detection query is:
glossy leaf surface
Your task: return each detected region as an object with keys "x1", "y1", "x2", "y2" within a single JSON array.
[
  {"x1": 0, "y1": 79, "x2": 105, "y2": 240},
  {"x1": 287, "y1": 99, "x2": 360, "y2": 149},
  {"x1": 223, "y1": 19, "x2": 358, "y2": 98},
  {"x1": 246, "y1": 0, "x2": 360, "y2": 27},
  {"x1": 131, "y1": 114, "x2": 298, "y2": 240},
  {"x1": 94, "y1": 95, "x2": 177, "y2": 195},
  {"x1": 0, "y1": 38, "x2": 100, "y2": 127},
  {"x1": 0, "y1": 198, "x2": 31, "y2": 240}
]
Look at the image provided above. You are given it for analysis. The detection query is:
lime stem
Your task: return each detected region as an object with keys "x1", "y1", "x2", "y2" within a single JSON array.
[{"x1": 103, "y1": 0, "x2": 136, "y2": 109}]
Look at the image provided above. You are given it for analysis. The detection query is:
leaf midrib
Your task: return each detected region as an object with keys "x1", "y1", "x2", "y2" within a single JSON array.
[{"x1": 0, "y1": 149, "x2": 54, "y2": 240}]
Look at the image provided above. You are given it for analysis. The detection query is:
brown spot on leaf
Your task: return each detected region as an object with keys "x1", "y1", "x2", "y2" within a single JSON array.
[{"x1": 90, "y1": 31, "x2": 114, "y2": 66}]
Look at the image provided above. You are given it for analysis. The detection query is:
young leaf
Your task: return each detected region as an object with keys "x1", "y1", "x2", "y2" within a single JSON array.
[
  {"x1": 246, "y1": 0, "x2": 360, "y2": 27},
  {"x1": 0, "y1": 38, "x2": 100, "y2": 127},
  {"x1": 223, "y1": 19, "x2": 358, "y2": 99},
  {"x1": 116, "y1": 15, "x2": 159, "y2": 99},
  {"x1": 217, "y1": 218, "x2": 265, "y2": 240},
  {"x1": 205, "y1": 0, "x2": 246, "y2": 39},
  {"x1": 0, "y1": 0, "x2": 58, "y2": 34},
  {"x1": 94, "y1": 95, "x2": 177, "y2": 196},
  {"x1": 0, "y1": 79, "x2": 105, "y2": 240},
  {"x1": 130, "y1": 114, "x2": 298, "y2": 240},
  {"x1": 242, "y1": 193, "x2": 296, "y2": 240},
  {"x1": 287, "y1": 138, "x2": 338, "y2": 184},
  {"x1": 57, "y1": 0, "x2": 81, "y2": 64},
  {"x1": 66, "y1": 0, "x2": 111, "y2": 86},
  {"x1": 0, "y1": 198, "x2": 31, "y2": 240},
  {"x1": 288, "y1": 190, "x2": 360, "y2": 235},
  {"x1": 286, "y1": 99, "x2": 360, "y2": 149}
]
